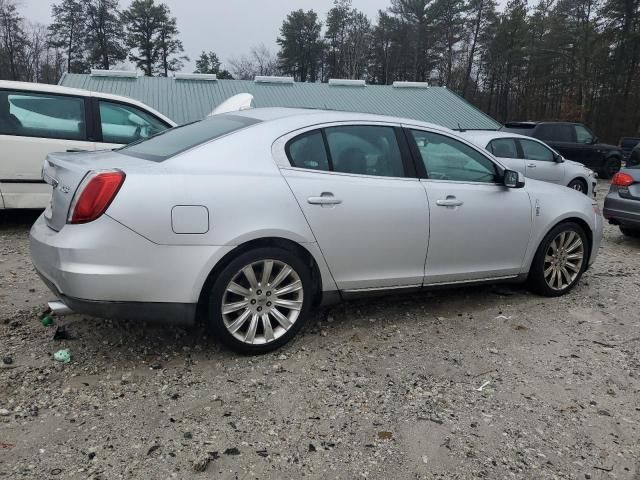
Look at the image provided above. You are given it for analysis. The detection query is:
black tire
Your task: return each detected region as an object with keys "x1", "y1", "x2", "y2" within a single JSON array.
[
  {"x1": 600, "y1": 157, "x2": 622, "y2": 179},
  {"x1": 567, "y1": 178, "x2": 588, "y2": 195},
  {"x1": 528, "y1": 222, "x2": 589, "y2": 297},
  {"x1": 207, "y1": 247, "x2": 313, "y2": 354},
  {"x1": 620, "y1": 226, "x2": 640, "y2": 238}
]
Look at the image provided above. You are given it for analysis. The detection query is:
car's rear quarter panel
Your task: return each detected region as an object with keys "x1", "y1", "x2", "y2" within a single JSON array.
[{"x1": 105, "y1": 124, "x2": 338, "y2": 294}]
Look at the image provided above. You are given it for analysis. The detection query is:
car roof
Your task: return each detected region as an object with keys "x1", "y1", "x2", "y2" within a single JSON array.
[
  {"x1": 503, "y1": 121, "x2": 578, "y2": 126},
  {"x1": 0, "y1": 80, "x2": 176, "y2": 126},
  {"x1": 462, "y1": 129, "x2": 541, "y2": 146},
  {"x1": 234, "y1": 107, "x2": 456, "y2": 133}
]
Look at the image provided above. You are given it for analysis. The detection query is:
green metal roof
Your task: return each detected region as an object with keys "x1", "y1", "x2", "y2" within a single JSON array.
[{"x1": 59, "y1": 73, "x2": 500, "y2": 129}]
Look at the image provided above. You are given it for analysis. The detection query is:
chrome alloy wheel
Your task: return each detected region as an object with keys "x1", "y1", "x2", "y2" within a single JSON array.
[
  {"x1": 571, "y1": 182, "x2": 584, "y2": 192},
  {"x1": 221, "y1": 260, "x2": 304, "y2": 345},
  {"x1": 543, "y1": 231, "x2": 585, "y2": 291}
]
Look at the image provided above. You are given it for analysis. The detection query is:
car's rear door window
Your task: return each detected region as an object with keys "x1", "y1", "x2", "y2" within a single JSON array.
[
  {"x1": 536, "y1": 124, "x2": 574, "y2": 142},
  {"x1": 410, "y1": 130, "x2": 498, "y2": 183},
  {"x1": 0, "y1": 90, "x2": 86, "y2": 141},
  {"x1": 285, "y1": 125, "x2": 408, "y2": 178},
  {"x1": 98, "y1": 100, "x2": 169, "y2": 145},
  {"x1": 324, "y1": 125, "x2": 405, "y2": 177},
  {"x1": 286, "y1": 130, "x2": 330, "y2": 171},
  {"x1": 519, "y1": 139, "x2": 555, "y2": 162},
  {"x1": 489, "y1": 138, "x2": 518, "y2": 158},
  {"x1": 120, "y1": 114, "x2": 261, "y2": 161}
]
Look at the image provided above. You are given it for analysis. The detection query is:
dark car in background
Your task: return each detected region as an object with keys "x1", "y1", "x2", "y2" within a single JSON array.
[
  {"x1": 627, "y1": 142, "x2": 640, "y2": 167},
  {"x1": 603, "y1": 167, "x2": 640, "y2": 238},
  {"x1": 619, "y1": 136, "x2": 640, "y2": 163},
  {"x1": 500, "y1": 121, "x2": 623, "y2": 178}
]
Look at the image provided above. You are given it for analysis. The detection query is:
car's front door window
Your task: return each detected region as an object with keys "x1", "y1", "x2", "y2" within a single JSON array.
[
  {"x1": 519, "y1": 139, "x2": 555, "y2": 162},
  {"x1": 410, "y1": 130, "x2": 497, "y2": 183},
  {"x1": 98, "y1": 100, "x2": 169, "y2": 145},
  {"x1": 574, "y1": 125, "x2": 594, "y2": 144}
]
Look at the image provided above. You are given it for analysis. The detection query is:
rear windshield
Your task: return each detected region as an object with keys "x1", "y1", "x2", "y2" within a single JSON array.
[{"x1": 119, "y1": 114, "x2": 261, "y2": 161}]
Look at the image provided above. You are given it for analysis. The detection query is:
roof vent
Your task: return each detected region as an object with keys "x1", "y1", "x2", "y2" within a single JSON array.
[
  {"x1": 90, "y1": 69, "x2": 138, "y2": 78},
  {"x1": 254, "y1": 75, "x2": 294, "y2": 84},
  {"x1": 329, "y1": 78, "x2": 366, "y2": 87},
  {"x1": 174, "y1": 73, "x2": 217, "y2": 81},
  {"x1": 392, "y1": 81, "x2": 429, "y2": 89}
]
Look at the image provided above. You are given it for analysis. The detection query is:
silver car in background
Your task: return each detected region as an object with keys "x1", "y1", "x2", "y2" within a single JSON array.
[
  {"x1": 462, "y1": 130, "x2": 598, "y2": 197},
  {"x1": 30, "y1": 108, "x2": 603, "y2": 354}
]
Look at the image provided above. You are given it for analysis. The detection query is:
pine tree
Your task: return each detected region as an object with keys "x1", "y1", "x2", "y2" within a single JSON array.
[
  {"x1": 84, "y1": 0, "x2": 127, "y2": 70},
  {"x1": 48, "y1": 0, "x2": 87, "y2": 73}
]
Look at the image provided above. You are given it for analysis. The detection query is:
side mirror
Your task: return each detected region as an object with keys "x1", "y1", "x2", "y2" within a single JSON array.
[
  {"x1": 554, "y1": 152, "x2": 564, "y2": 163},
  {"x1": 592, "y1": 136, "x2": 599, "y2": 144},
  {"x1": 503, "y1": 169, "x2": 525, "y2": 188}
]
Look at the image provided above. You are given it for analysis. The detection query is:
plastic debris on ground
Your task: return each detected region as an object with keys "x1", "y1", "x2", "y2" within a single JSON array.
[{"x1": 53, "y1": 349, "x2": 71, "y2": 364}]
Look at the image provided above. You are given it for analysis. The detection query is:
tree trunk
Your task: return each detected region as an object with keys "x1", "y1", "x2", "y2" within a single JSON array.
[{"x1": 462, "y1": 0, "x2": 483, "y2": 98}]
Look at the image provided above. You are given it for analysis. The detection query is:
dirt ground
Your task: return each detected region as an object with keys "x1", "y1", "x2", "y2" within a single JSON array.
[{"x1": 1, "y1": 180, "x2": 639, "y2": 479}]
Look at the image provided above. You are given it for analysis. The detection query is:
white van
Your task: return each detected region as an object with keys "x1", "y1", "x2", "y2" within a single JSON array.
[{"x1": 0, "y1": 81, "x2": 176, "y2": 209}]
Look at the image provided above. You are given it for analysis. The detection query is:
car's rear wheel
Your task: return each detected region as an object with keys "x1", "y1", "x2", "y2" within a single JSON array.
[
  {"x1": 528, "y1": 222, "x2": 588, "y2": 297},
  {"x1": 601, "y1": 157, "x2": 621, "y2": 179},
  {"x1": 207, "y1": 247, "x2": 312, "y2": 354},
  {"x1": 567, "y1": 178, "x2": 588, "y2": 195},
  {"x1": 620, "y1": 226, "x2": 640, "y2": 238}
]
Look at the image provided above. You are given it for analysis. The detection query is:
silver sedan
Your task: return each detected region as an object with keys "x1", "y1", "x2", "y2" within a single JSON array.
[
  {"x1": 462, "y1": 130, "x2": 598, "y2": 197},
  {"x1": 31, "y1": 108, "x2": 603, "y2": 354}
]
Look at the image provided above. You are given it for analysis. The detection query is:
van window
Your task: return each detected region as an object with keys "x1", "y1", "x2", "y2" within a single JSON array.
[
  {"x1": 0, "y1": 90, "x2": 86, "y2": 141},
  {"x1": 99, "y1": 100, "x2": 169, "y2": 145}
]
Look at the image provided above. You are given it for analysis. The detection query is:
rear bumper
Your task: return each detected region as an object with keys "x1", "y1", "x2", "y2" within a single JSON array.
[
  {"x1": 37, "y1": 272, "x2": 197, "y2": 326},
  {"x1": 30, "y1": 213, "x2": 233, "y2": 324},
  {"x1": 603, "y1": 193, "x2": 640, "y2": 228}
]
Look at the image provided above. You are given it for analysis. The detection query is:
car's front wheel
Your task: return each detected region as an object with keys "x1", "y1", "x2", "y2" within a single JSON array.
[
  {"x1": 207, "y1": 247, "x2": 313, "y2": 354},
  {"x1": 528, "y1": 222, "x2": 589, "y2": 297},
  {"x1": 567, "y1": 178, "x2": 588, "y2": 195}
]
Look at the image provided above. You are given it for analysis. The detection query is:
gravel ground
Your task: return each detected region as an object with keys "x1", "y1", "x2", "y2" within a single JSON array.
[{"x1": 1, "y1": 181, "x2": 639, "y2": 479}]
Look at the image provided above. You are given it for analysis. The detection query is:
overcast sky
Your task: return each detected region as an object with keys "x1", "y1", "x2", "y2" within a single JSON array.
[{"x1": 21, "y1": 0, "x2": 394, "y2": 72}]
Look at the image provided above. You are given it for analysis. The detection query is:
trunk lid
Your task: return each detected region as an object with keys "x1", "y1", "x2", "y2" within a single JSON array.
[{"x1": 42, "y1": 150, "x2": 155, "y2": 231}]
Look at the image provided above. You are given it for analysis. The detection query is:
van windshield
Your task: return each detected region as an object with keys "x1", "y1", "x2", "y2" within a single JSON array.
[{"x1": 119, "y1": 114, "x2": 261, "y2": 161}]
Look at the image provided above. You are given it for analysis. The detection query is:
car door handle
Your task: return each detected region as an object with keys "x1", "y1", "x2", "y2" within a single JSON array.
[
  {"x1": 527, "y1": 163, "x2": 537, "y2": 168},
  {"x1": 308, "y1": 193, "x2": 342, "y2": 205},
  {"x1": 436, "y1": 197, "x2": 464, "y2": 207},
  {"x1": 66, "y1": 148, "x2": 87, "y2": 153}
]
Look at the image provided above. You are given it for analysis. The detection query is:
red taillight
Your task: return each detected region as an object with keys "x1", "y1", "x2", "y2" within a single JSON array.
[
  {"x1": 611, "y1": 172, "x2": 634, "y2": 187},
  {"x1": 68, "y1": 170, "x2": 125, "y2": 224}
]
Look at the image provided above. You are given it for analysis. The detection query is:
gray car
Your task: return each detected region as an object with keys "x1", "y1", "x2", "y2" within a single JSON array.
[
  {"x1": 30, "y1": 108, "x2": 604, "y2": 354},
  {"x1": 603, "y1": 167, "x2": 640, "y2": 237}
]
